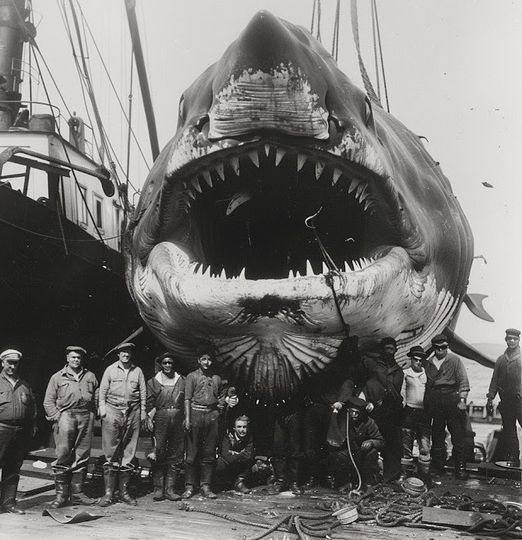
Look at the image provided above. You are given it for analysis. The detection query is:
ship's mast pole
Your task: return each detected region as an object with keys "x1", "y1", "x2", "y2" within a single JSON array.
[{"x1": 124, "y1": 0, "x2": 160, "y2": 161}]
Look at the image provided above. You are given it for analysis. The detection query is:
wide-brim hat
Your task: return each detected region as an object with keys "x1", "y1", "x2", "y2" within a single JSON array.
[
  {"x1": 114, "y1": 342, "x2": 135, "y2": 352},
  {"x1": 407, "y1": 346, "x2": 427, "y2": 359}
]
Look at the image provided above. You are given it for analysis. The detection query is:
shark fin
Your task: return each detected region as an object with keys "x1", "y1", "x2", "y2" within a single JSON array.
[{"x1": 463, "y1": 293, "x2": 494, "y2": 322}]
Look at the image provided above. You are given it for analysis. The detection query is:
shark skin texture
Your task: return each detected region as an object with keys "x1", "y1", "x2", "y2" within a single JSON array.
[{"x1": 125, "y1": 11, "x2": 475, "y2": 403}]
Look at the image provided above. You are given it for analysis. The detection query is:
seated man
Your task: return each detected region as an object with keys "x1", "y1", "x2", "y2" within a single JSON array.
[
  {"x1": 216, "y1": 415, "x2": 254, "y2": 494},
  {"x1": 327, "y1": 396, "x2": 384, "y2": 491}
]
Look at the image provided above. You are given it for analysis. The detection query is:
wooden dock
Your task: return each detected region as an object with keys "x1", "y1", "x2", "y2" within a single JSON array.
[{"x1": 6, "y1": 468, "x2": 521, "y2": 540}]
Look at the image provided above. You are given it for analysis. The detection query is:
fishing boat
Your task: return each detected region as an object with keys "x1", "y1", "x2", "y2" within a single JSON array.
[{"x1": 0, "y1": 0, "x2": 142, "y2": 423}]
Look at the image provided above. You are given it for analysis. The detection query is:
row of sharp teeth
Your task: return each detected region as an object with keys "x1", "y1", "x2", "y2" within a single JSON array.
[
  {"x1": 181, "y1": 145, "x2": 375, "y2": 212},
  {"x1": 190, "y1": 256, "x2": 376, "y2": 280}
]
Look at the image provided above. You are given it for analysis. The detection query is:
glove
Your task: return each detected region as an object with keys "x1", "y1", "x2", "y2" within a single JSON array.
[
  {"x1": 226, "y1": 395, "x2": 239, "y2": 408},
  {"x1": 360, "y1": 440, "x2": 373, "y2": 453}
]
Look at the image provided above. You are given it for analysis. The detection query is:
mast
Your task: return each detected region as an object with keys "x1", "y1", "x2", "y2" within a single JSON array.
[
  {"x1": 0, "y1": 0, "x2": 34, "y2": 128},
  {"x1": 124, "y1": 0, "x2": 160, "y2": 161}
]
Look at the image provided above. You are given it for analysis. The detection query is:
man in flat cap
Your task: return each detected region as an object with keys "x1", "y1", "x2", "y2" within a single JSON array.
[
  {"x1": 487, "y1": 328, "x2": 521, "y2": 466},
  {"x1": 424, "y1": 334, "x2": 470, "y2": 479},
  {"x1": 364, "y1": 337, "x2": 404, "y2": 482},
  {"x1": 401, "y1": 346, "x2": 431, "y2": 480},
  {"x1": 98, "y1": 342, "x2": 146, "y2": 506},
  {"x1": 146, "y1": 352, "x2": 185, "y2": 502},
  {"x1": 0, "y1": 349, "x2": 36, "y2": 514},
  {"x1": 43, "y1": 345, "x2": 98, "y2": 507}
]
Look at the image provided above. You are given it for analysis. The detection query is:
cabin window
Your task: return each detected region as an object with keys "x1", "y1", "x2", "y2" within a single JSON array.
[
  {"x1": 94, "y1": 195, "x2": 103, "y2": 229},
  {"x1": 78, "y1": 185, "x2": 88, "y2": 225}
]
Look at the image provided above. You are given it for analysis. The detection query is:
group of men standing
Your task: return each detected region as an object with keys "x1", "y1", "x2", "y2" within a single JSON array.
[{"x1": 0, "y1": 327, "x2": 519, "y2": 512}]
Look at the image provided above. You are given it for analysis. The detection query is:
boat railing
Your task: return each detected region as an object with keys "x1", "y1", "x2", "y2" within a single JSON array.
[{"x1": 0, "y1": 99, "x2": 96, "y2": 159}]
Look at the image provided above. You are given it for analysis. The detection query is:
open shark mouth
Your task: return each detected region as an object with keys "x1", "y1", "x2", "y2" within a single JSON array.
[{"x1": 127, "y1": 12, "x2": 473, "y2": 402}]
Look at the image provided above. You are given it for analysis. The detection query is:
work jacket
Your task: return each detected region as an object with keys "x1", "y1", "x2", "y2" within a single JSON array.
[
  {"x1": 43, "y1": 366, "x2": 99, "y2": 421},
  {"x1": 0, "y1": 370, "x2": 36, "y2": 425},
  {"x1": 99, "y1": 361, "x2": 146, "y2": 413}
]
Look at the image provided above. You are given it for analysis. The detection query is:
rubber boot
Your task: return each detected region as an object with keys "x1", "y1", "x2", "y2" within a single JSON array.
[
  {"x1": 70, "y1": 469, "x2": 93, "y2": 505},
  {"x1": 98, "y1": 464, "x2": 117, "y2": 507},
  {"x1": 181, "y1": 463, "x2": 196, "y2": 499},
  {"x1": 49, "y1": 468, "x2": 71, "y2": 509},
  {"x1": 2, "y1": 474, "x2": 25, "y2": 514},
  {"x1": 164, "y1": 463, "x2": 180, "y2": 501},
  {"x1": 233, "y1": 476, "x2": 250, "y2": 494},
  {"x1": 417, "y1": 460, "x2": 432, "y2": 489},
  {"x1": 454, "y1": 456, "x2": 469, "y2": 480},
  {"x1": 287, "y1": 458, "x2": 302, "y2": 495},
  {"x1": 118, "y1": 466, "x2": 137, "y2": 505},
  {"x1": 200, "y1": 462, "x2": 217, "y2": 498},
  {"x1": 152, "y1": 465, "x2": 166, "y2": 501}
]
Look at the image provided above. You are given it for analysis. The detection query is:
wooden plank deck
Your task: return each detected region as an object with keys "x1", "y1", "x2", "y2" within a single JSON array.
[{"x1": 5, "y1": 471, "x2": 521, "y2": 540}]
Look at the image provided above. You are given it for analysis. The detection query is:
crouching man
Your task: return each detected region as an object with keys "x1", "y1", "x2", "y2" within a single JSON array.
[
  {"x1": 43, "y1": 346, "x2": 98, "y2": 507},
  {"x1": 216, "y1": 415, "x2": 254, "y2": 494},
  {"x1": 327, "y1": 396, "x2": 384, "y2": 491}
]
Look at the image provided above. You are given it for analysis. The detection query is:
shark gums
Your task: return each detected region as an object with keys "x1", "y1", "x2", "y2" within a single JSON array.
[{"x1": 126, "y1": 12, "x2": 477, "y2": 403}]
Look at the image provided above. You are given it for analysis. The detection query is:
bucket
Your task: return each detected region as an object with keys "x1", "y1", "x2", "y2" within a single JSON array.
[{"x1": 332, "y1": 503, "x2": 359, "y2": 525}]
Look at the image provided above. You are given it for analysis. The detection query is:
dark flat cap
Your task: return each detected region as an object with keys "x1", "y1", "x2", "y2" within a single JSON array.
[
  {"x1": 66, "y1": 345, "x2": 87, "y2": 355},
  {"x1": 431, "y1": 334, "x2": 449, "y2": 346},
  {"x1": 114, "y1": 342, "x2": 135, "y2": 352},
  {"x1": 346, "y1": 396, "x2": 368, "y2": 410},
  {"x1": 505, "y1": 328, "x2": 521, "y2": 337},
  {"x1": 407, "y1": 346, "x2": 427, "y2": 359},
  {"x1": 381, "y1": 337, "x2": 397, "y2": 348}
]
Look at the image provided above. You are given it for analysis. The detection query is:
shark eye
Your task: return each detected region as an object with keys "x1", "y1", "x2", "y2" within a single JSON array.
[
  {"x1": 178, "y1": 95, "x2": 185, "y2": 122},
  {"x1": 195, "y1": 114, "x2": 210, "y2": 132},
  {"x1": 364, "y1": 96, "x2": 375, "y2": 129}
]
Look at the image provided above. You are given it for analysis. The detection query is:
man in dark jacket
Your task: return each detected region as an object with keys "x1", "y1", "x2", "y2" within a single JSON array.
[
  {"x1": 486, "y1": 328, "x2": 521, "y2": 466},
  {"x1": 327, "y1": 396, "x2": 384, "y2": 490},
  {"x1": 424, "y1": 334, "x2": 470, "y2": 479},
  {"x1": 43, "y1": 345, "x2": 98, "y2": 507},
  {"x1": 364, "y1": 337, "x2": 404, "y2": 482},
  {"x1": 216, "y1": 415, "x2": 254, "y2": 493},
  {"x1": 146, "y1": 353, "x2": 185, "y2": 501},
  {"x1": 0, "y1": 349, "x2": 36, "y2": 514}
]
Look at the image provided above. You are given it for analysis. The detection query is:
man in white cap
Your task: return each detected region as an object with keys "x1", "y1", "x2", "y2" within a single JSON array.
[
  {"x1": 98, "y1": 342, "x2": 146, "y2": 506},
  {"x1": 43, "y1": 345, "x2": 99, "y2": 507},
  {"x1": 0, "y1": 349, "x2": 36, "y2": 514}
]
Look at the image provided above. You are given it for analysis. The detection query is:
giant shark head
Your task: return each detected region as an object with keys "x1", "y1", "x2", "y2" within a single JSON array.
[{"x1": 126, "y1": 11, "x2": 473, "y2": 402}]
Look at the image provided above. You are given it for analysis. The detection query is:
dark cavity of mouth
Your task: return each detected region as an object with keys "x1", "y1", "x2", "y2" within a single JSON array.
[{"x1": 162, "y1": 142, "x2": 401, "y2": 280}]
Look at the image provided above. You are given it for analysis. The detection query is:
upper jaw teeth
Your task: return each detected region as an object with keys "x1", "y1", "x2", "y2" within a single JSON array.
[
  {"x1": 189, "y1": 256, "x2": 377, "y2": 281},
  {"x1": 178, "y1": 144, "x2": 376, "y2": 212}
]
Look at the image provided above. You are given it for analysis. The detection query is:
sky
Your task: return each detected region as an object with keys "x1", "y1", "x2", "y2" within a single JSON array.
[{"x1": 31, "y1": 0, "x2": 522, "y2": 346}]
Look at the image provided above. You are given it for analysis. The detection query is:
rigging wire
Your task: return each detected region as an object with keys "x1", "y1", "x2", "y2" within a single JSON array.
[
  {"x1": 331, "y1": 0, "x2": 340, "y2": 61},
  {"x1": 310, "y1": 0, "x2": 322, "y2": 42},
  {"x1": 372, "y1": 0, "x2": 390, "y2": 112},
  {"x1": 370, "y1": 0, "x2": 381, "y2": 101},
  {"x1": 76, "y1": 1, "x2": 151, "y2": 173}
]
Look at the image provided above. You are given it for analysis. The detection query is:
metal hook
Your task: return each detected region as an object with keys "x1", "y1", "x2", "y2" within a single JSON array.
[{"x1": 304, "y1": 206, "x2": 323, "y2": 229}]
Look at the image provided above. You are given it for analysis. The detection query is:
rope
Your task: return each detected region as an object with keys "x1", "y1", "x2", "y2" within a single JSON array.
[
  {"x1": 331, "y1": 0, "x2": 340, "y2": 61},
  {"x1": 372, "y1": 0, "x2": 390, "y2": 112},
  {"x1": 310, "y1": 0, "x2": 322, "y2": 42},
  {"x1": 350, "y1": 0, "x2": 381, "y2": 106}
]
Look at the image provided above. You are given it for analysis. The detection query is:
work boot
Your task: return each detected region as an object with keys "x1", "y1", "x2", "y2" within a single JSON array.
[
  {"x1": 454, "y1": 460, "x2": 469, "y2": 481},
  {"x1": 288, "y1": 481, "x2": 302, "y2": 495},
  {"x1": 233, "y1": 476, "x2": 250, "y2": 494},
  {"x1": 118, "y1": 466, "x2": 137, "y2": 505},
  {"x1": 165, "y1": 464, "x2": 180, "y2": 501},
  {"x1": 200, "y1": 463, "x2": 217, "y2": 498},
  {"x1": 1, "y1": 474, "x2": 25, "y2": 514},
  {"x1": 70, "y1": 469, "x2": 94, "y2": 505},
  {"x1": 98, "y1": 464, "x2": 117, "y2": 507},
  {"x1": 182, "y1": 463, "x2": 196, "y2": 499},
  {"x1": 49, "y1": 467, "x2": 71, "y2": 508},
  {"x1": 152, "y1": 465, "x2": 166, "y2": 501},
  {"x1": 417, "y1": 461, "x2": 432, "y2": 489}
]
